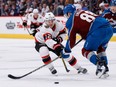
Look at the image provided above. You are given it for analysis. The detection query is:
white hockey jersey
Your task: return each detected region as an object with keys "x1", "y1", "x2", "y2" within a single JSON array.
[
  {"x1": 35, "y1": 20, "x2": 66, "y2": 49},
  {"x1": 24, "y1": 13, "x2": 44, "y2": 25}
]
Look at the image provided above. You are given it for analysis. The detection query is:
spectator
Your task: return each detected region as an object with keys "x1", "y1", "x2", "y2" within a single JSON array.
[
  {"x1": 81, "y1": 1, "x2": 88, "y2": 10},
  {"x1": 41, "y1": 2, "x2": 49, "y2": 16},
  {"x1": 49, "y1": 4, "x2": 55, "y2": 13},
  {"x1": 19, "y1": 0, "x2": 27, "y2": 16},
  {"x1": 53, "y1": 2, "x2": 63, "y2": 16},
  {"x1": 47, "y1": 0, "x2": 54, "y2": 7},
  {"x1": 1, "y1": 4, "x2": 10, "y2": 16},
  {"x1": 10, "y1": 4, "x2": 19, "y2": 16},
  {"x1": 1, "y1": 0, "x2": 114, "y2": 16}
]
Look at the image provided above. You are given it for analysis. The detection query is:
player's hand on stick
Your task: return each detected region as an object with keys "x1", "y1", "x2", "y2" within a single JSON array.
[
  {"x1": 61, "y1": 49, "x2": 70, "y2": 59},
  {"x1": 31, "y1": 29, "x2": 37, "y2": 36},
  {"x1": 23, "y1": 22, "x2": 27, "y2": 27},
  {"x1": 53, "y1": 37, "x2": 63, "y2": 43}
]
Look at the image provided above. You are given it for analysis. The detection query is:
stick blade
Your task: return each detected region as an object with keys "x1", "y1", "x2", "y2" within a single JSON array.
[{"x1": 8, "y1": 74, "x2": 22, "y2": 79}]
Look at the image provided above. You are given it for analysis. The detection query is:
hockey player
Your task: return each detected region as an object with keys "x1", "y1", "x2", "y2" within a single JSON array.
[
  {"x1": 23, "y1": 9, "x2": 44, "y2": 36},
  {"x1": 62, "y1": 4, "x2": 113, "y2": 78},
  {"x1": 101, "y1": 8, "x2": 116, "y2": 33},
  {"x1": 100, "y1": 1, "x2": 116, "y2": 33},
  {"x1": 34, "y1": 12, "x2": 87, "y2": 75}
]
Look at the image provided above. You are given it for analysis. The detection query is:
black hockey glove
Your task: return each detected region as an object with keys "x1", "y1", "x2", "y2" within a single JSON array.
[
  {"x1": 53, "y1": 44, "x2": 64, "y2": 56},
  {"x1": 32, "y1": 30, "x2": 37, "y2": 36},
  {"x1": 53, "y1": 37, "x2": 63, "y2": 43},
  {"x1": 30, "y1": 24, "x2": 37, "y2": 29},
  {"x1": 22, "y1": 22, "x2": 27, "y2": 27}
]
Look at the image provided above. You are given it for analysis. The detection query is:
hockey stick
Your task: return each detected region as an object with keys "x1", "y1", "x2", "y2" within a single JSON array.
[
  {"x1": 20, "y1": 16, "x2": 32, "y2": 35},
  {"x1": 61, "y1": 38, "x2": 83, "y2": 72},
  {"x1": 74, "y1": 38, "x2": 83, "y2": 47},
  {"x1": 8, "y1": 57, "x2": 59, "y2": 79},
  {"x1": 8, "y1": 39, "x2": 83, "y2": 79},
  {"x1": 61, "y1": 58, "x2": 70, "y2": 72}
]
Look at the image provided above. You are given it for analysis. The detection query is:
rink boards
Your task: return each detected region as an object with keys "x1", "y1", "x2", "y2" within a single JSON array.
[
  {"x1": 0, "y1": 16, "x2": 116, "y2": 41},
  {"x1": 0, "y1": 34, "x2": 116, "y2": 41}
]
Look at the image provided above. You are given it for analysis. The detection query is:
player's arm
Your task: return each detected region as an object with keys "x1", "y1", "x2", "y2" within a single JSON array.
[
  {"x1": 43, "y1": 29, "x2": 63, "y2": 56},
  {"x1": 100, "y1": 8, "x2": 110, "y2": 17},
  {"x1": 61, "y1": 14, "x2": 76, "y2": 58},
  {"x1": 22, "y1": 13, "x2": 32, "y2": 27},
  {"x1": 22, "y1": 16, "x2": 28, "y2": 27},
  {"x1": 55, "y1": 27, "x2": 67, "y2": 43}
]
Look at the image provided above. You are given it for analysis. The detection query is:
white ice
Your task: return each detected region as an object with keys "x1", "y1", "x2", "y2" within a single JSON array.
[{"x1": 0, "y1": 38, "x2": 116, "y2": 87}]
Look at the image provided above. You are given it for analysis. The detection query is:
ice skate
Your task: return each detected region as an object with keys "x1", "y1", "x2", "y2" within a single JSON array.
[
  {"x1": 49, "y1": 66, "x2": 57, "y2": 75},
  {"x1": 99, "y1": 66, "x2": 109, "y2": 78},
  {"x1": 77, "y1": 67, "x2": 87, "y2": 74},
  {"x1": 96, "y1": 60, "x2": 109, "y2": 78}
]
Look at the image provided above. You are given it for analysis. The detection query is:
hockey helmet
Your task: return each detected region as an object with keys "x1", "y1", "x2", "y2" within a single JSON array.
[
  {"x1": 44, "y1": 12, "x2": 56, "y2": 27},
  {"x1": 44, "y1": 12, "x2": 55, "y2": 21},
  {"x1": 63, "y1": 4, "x2": 76, "y2": 18},
  {"x1": 33, "y1": 9, "x2": 38, "y2": 14}
]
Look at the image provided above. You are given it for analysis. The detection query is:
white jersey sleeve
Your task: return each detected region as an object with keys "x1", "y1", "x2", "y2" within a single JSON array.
[
  {"x1": 24, "y1": 13, "x2": 44, "y2": 24},
  {"x1": 37, "y1": 15, "x2": 44, "y2": 23},
  {"x1": 23, "y1": 13, "x2": 33, "y2": 22}
]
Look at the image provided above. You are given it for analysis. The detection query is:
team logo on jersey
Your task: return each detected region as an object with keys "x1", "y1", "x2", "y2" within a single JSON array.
[{"x1": 6, "y1": 21, "x2": 15, "y2": 29}]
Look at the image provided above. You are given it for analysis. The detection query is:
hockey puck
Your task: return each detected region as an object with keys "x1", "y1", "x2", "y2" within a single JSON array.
[{"x1": 54, "y1": 82, "x2": 59, "y2": 84}]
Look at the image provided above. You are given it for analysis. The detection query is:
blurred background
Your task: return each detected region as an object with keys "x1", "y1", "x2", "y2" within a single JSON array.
[{"x1": 0, "y1": 0, "x2": 113, "y2": 16}]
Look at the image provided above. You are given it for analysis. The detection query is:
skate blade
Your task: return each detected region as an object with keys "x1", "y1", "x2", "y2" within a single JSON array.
[
  {"x1": 96, "y1": 67, "x2": 109, "y2": 79},
  {"x1": 99, "y1": 72, "x2": 109, "y2": 79}
]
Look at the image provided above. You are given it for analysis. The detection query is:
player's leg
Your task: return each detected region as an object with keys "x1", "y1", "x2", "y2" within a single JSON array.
[
  {"x1": 97, "y1": 30, "x2": 113, "y2": 74},
  {"x1": 82, "y1": 26, "x2": 113, "y2": 76},
  {"x1": 64, "y1": 55, "x2": 87, "y2": 74},
  {"x1": 35, "y1": 42, "x2": 57, "y2": 74},
  {"x1": 82, "y1": 35, "x2": 106, "y2": 76},
  {"x1": 50, "y1": 44, "x2": 87, "y2": 74}
]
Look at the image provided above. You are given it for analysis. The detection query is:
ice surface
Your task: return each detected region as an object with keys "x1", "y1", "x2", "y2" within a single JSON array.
[{"x1": 0, "y1": 39, "x2": 116, "y2": 87}]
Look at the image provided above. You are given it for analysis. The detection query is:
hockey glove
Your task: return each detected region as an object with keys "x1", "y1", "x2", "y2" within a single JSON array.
[
  {"x1": 32, "y1": 29, "x2": 37, "y2": 36},
  {"x1": 61, "y1": 49, "x2": 70, "y2": 59},
  {"x1": 23, "y1": 22, "x2": 27, "y2": 27},
  {"x1": 53, "y1": 36, "x2": 63, "y2": 43},
  {"x1": 53, "y1": 44, "x2": 63, "y2": 56}
]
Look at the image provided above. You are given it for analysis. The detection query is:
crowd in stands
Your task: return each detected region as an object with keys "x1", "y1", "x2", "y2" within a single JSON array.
[{"x1": 0, "y1": 0, "x2": 114, "y2": 16}]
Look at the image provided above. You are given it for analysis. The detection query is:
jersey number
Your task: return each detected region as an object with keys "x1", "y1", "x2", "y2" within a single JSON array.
[{"x1": 80, "y1": 11, "x2": 96, "y2": 23}]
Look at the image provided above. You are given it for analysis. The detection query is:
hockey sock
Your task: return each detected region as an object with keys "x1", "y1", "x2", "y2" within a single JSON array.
[
  {"x1": 65, "y1": 56, "x2": 81, "y2": 69},
  {"x1": 42, "y1": 55, "x2": 52, "y2": 65},
  {"x1": 82, "y1": 48, "x2": 98, "y2": 65},
  {"x1": 97, "y1": 52, "x2": 108, "y2": 65}
]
